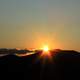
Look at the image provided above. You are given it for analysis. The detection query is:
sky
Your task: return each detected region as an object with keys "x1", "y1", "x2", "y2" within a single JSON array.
[{"x1": 0, "y1": 0, "x2": 80, "y2": 51}]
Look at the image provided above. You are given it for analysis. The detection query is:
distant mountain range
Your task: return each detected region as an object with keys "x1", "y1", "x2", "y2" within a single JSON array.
[
  {"x1": 0, "y1": 48, "x2": 79, "y2": 57},
  {"x1": 0, "y1": 49, "x2": 80, "y2": 80}
]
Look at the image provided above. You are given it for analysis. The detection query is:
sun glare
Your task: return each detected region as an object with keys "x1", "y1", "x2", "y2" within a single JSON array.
[
  {"x1": 39, "y1": 45, "x2": 53, "y2": 62},
  {"x1": 42, "y1": 45, "x2": 49, "y2": 52}
]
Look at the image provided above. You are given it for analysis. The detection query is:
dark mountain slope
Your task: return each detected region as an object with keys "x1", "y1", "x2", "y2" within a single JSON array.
[{"x1": 0, "y1": 50, "x2": 80, "y2": 80}]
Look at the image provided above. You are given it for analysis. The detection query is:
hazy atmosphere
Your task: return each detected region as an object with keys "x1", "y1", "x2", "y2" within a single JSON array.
[{"x1": 0, "y1": 0, "x2": 80, "y2": 51}]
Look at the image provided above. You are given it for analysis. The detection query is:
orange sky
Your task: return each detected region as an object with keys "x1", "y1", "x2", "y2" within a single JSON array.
[{"x1": 0, "y1": 0, "x2": 80, "y2": 51}]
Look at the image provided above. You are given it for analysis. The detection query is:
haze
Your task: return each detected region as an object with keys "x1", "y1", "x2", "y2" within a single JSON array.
[{"x1": 0, "y1": 0, "x2": 80, "y2": 51}]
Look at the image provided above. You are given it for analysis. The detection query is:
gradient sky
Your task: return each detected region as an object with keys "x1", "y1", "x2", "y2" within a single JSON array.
[{"x1": 0, "y1": 0, "x2": 80, "y2": 51}]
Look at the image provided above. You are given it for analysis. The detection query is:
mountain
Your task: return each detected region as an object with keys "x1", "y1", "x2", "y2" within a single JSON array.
[{"x1": 0, "y1": 50, "x2": 80, "y2": 80}]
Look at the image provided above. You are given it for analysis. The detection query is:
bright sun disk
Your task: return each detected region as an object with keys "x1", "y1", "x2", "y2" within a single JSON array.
[{"x1": 42, "y1": 45, "x2": 49, "y2": 52}]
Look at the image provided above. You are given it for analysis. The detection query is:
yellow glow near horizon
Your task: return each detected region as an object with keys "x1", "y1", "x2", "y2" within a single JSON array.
[
  {"x1": 42, "y1": 45, "x2": 49, "y2": 52},
  {"x1": 43, "y1": 45, "x2": 49, "y2": 52},
  {"x1": 40, "y1": 45, "x2": 53, "y2": 62}
]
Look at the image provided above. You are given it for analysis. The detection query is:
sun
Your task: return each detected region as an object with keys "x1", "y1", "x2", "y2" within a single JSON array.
[
  {"x1": 42, "y1": 45, "x2": 49, "y2": 52},
  {"x1": 39, "y1": 45, "x2": 53, "y2": 61}
]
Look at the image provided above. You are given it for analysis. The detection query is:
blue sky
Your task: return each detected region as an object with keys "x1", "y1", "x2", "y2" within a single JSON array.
[{"x1": 0, "y1": 0, "x2": 80, "y2": 51}]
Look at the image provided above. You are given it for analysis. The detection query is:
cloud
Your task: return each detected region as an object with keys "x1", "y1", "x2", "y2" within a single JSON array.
[{"x1": 0, "y1": 48, "x2": 32, "y2": 56}]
